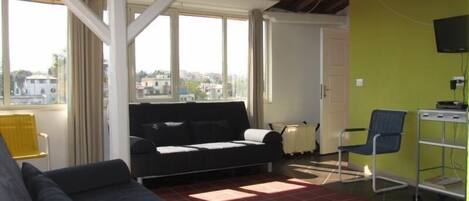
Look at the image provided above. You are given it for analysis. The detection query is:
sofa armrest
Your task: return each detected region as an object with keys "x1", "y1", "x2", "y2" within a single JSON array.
[
  {"x1": 45, "y1": 159, "x2": 131, "y2": 195},
  {"x1": 130, "y1": 136, "x2": 157, "y2": 154},
  {"x1": 244, "y1": 129, "x2": 282, "y2": 144}
]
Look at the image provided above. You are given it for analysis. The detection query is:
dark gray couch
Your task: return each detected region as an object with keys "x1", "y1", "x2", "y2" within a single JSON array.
[
  {"x1": 0, "y1": 135, "x2": 163, "y2": 201},
  {"x1": 129, "y1": 102, "x2": 283, "y2": 182}
]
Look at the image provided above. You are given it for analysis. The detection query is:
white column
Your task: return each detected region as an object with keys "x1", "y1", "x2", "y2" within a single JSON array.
[
  {"x1": 108, "y1": 0, "x2": 130, "y2": 165},
  {"x1": 127, "y1": 0, "x2": 174, "y2": 44},
  {"x1": 64, "y1": 0, "x2": 110, "y2": 45}
]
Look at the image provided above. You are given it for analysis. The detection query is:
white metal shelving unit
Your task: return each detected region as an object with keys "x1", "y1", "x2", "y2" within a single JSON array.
[{"x1": 416, "y1": 109, "x2": 468, "y2": 200}]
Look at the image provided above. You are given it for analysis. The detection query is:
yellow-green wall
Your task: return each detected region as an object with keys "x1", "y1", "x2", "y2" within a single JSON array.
[{"x1": 349, "y1": 0, "x2": 469, "y2": 182}]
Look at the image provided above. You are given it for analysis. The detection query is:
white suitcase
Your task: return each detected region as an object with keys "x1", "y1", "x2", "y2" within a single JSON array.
[{"x1": 270, "y1": 122, "x2": 316, "y2": 155}]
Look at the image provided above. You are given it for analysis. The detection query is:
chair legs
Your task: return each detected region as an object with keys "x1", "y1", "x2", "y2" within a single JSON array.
[
  {"x1": 371, "y1": 152, "x2": 408, "y2": 193},
  {"x1": 338, "y1": 151, "x2": 408, "y2": 193},
  {"x1": 338, "y1": 150, "x2": 368, "y2": 183}
]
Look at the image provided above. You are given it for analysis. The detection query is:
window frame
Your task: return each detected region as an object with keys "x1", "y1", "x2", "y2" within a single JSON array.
[
  {"x1": 263, "y1": 19, "x2": 273, "y2": 104},
  {"x1": 128, "y1": 6, "x2": 177, "y2": 102},
  {"x1": 128, "y1": 4, "x2": 249, "y2": 103},
  {"x1": 0, "y1": 0, "x2": 67, "y2": 109}
]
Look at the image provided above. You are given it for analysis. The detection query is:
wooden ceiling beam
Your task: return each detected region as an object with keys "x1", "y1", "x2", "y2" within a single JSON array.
[
  {"x1": 270, "y1": 0, "x2": 348, "y2": 14},
  {"x1": 324, "y1": 0, "x2": 348, "y2": 13},
  {"x1": 295, "y1": 0, "x2": 319, "y2": 12}
]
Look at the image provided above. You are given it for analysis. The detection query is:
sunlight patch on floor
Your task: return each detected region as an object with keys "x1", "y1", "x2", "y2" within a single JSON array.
[
  {"x1": 240, "y1": 181, "x2": 306, "y2": 194},
  {"x1": 189, "y1": 189, "x2": 256, "y2": 201},
  {"x1": 364, "y1": 165, "x2": 372, "y2": 177}
]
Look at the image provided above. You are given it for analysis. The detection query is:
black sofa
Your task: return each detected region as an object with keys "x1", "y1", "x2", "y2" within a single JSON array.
[
  {"x1": 129, "y1": 102, "x2": 283, "y2": 181},
  {"x1": 0, "y1": 135, "x2": 163, "y2": 201}
]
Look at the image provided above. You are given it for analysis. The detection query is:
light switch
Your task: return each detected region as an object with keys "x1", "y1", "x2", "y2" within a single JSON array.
[{"x1": 356, "y1": 79, "x2": 364, "y2": 87}]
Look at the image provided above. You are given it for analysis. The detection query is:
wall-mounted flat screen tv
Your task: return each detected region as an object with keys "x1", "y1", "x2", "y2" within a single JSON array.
[{"x1": 434, "y1": 15, "x2": 469, "y2": 53}]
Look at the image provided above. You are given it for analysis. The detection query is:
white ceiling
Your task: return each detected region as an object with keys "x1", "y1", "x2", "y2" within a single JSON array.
[{"x1": 128, "y1": 0, "x2": 279, "y2": 12}]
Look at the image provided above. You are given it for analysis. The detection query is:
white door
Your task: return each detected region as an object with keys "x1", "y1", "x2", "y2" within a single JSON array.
[{"x1": 320, "y1": 28, "x2": 349, "y2": 155}]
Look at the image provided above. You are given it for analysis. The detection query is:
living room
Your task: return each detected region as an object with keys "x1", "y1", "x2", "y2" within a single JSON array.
[{"x1": 0, "y1": 0, "x2": 468, "y2": 201}]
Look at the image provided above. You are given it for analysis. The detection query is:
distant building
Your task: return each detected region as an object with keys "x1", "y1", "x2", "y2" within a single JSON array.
[
  {"x1": 12, "y1": 74, "x2": 58, "y2": 104},
  {"x1": 200, "y1": 83, "x2": 223, "y2": 100},
  {"x1": 139, "y1": 75, "x2": 171, "y2": 96},
  {"x1": 23, "y1": 75, "x2": 58, "y2": 96}
]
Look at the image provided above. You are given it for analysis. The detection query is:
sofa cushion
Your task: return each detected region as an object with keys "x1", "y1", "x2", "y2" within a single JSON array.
[
  {"x1": 191, "y1": 120, "x2": 234, "y2": 143},
  {"x1": 0, "y1": 135, "x2": 33, "y2": 201},
  {"x1": 187, "y1": 142, "x2": 271, "y2": 168},
  {"x1": 129, "y1": 102, "x2": 251, "y2": 140},
  {"x1": 142, "y1": 122, "x2": 190, "y2": 146},
  {"x1": 153, "y1": 146, "x2": 206, "y2": 175},
  {"x1": 188, "y1": 142, "x2": 246, "y2": 150},
  {"x1": 22, "y1": 163, "x2": 72, "y2": 201}
]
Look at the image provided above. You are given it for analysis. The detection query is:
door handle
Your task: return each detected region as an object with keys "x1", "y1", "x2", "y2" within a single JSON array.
[{"x1": 322, "y1": 84, "x2": 330, "y2": 99}]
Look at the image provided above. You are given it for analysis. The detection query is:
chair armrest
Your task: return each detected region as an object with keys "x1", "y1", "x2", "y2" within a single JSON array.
[
  {"x1": 37, "y1": 133, "x2": 50, "y2": 155},
  {"x1": 243, "y1": 129, "x2": 282, "y2": 144},
  {"x1": 372, "y1": 133, "x2": 403, "y2": 142},
  {"x1": 339, "y1": 128, "x2": 367, "y2": 146},
  {"x1": 342, "y1": 128, "x2": 367, "y2": 132},
  {"x1": 45, "y1": 159, "x2": 131, "y2": 195},
  {"x1": 130, "y1": 136, "x2": 157, "y2": 154}
]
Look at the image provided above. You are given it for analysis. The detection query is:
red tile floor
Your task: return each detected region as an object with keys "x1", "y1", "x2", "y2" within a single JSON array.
[
  {"x1": 151, "y1": 174, "x2": 368, "y2": 201},
  {"x1": 146, "y1": 153, "x2": 455, "y2": 201}
]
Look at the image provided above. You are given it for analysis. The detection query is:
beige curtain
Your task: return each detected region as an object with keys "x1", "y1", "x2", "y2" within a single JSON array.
[
  {"x1": 68, "y1": 0, "x2": 105, "y2": 165},
  {"x1": 248, "y1": 9, "x2": 264, "y2": 129}
]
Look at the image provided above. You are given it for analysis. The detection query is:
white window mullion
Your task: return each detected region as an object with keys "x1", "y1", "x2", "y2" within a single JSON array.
[
  {"x1": 2, "y1": 0, "x2": 11, "y2": 106},
  {"x1": 222, "y1": 17, "x2": 227, "y2": 99},
  {"x1": 128, "y1": 7, "x2": 137, "y2": 103},
  {"x1": 264, "y1": 20, "x2": 273, "y2": 103},
  {"x1": 171, "y1": 10, "x2": 179, "y2": 102}
]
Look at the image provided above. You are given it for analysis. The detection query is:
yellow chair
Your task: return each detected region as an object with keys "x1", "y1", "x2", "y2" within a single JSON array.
[{"x1": 0, "y1": 114, "x2": 50, "y2": 170}]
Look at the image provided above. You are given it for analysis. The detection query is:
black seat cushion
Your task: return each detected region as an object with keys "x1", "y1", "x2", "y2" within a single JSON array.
[
  {"x1": 191, "y1": 120, "x2": 234, "y2": 143},
  {"x1": 22, "y1": 163, "x2": 72, "y2": 201},
  {"x1": 142, "y1": 122, "x2": 190, "y2": 146}
]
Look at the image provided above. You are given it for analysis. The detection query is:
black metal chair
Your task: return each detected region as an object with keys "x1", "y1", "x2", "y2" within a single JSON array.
[{"x1": 338, "y1": 109, "x2": 408, "y2": 193}]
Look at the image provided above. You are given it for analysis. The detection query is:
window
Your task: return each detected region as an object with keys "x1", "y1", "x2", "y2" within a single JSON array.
[
  {"x1": 134, "y1": 14, "x2": 171, "y2": 100},
  {"x1": 227, "y1": 19, "x2": 248, "y2": 101},
  {"x1": 179, "y1": 15, "x2": 223, "y2": 101},
  {"x1": 130, "y1": 8, "x2": 249, "y2": 103},
  {"x1": 2, "y1": 0, "x2": 67, "y2": 106}
]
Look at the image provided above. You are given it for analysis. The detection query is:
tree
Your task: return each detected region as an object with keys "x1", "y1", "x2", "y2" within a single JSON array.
[
  {"x1": 185, "y1": 80, "x2": 207, "y2": 100},
  {"x1": 49, "y1": 50, "x2": 66, "y2": 77},
  {"x1": 136, "y1": 71, "x2": 148, "y2": 82},
  {"x1": 203, "y1": 78, "x2": 211, "y2": 83},
  {"x1": 11, "y1": 70, "x2": 32, "y2": 95}
]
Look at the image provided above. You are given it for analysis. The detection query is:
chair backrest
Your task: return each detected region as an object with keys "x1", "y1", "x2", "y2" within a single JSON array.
[
  {"x1": 366, "y1": 109, "x2": 407, "y2": 152},
  {"x1": 0, "y1": 114, "x2": 40, "y2": 158}
]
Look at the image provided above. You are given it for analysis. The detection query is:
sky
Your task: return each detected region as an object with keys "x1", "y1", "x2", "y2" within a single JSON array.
[
  {"x1": 7, "y1": 1, "x2": 248, "y2": 76},
  {"x1": 135, "y1": 15, "x2": 248, "y2": 76},
  {"x1": 8, "y1": 0, "x2": 67, "y2": 73}
]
